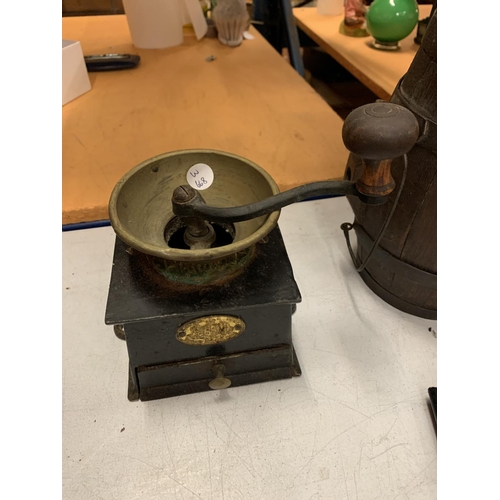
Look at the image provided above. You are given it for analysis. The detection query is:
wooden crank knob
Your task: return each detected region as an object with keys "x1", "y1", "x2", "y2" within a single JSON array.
[
  {"x1": 342, "y1": 102, "x2": 419, "y2": 160},
  {"x1": 341, "y1": 102, "x2": 419, "y2": 198}
]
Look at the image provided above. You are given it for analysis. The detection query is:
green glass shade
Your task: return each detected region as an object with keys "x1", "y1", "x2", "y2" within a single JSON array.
[{"x1": 366, "y1": 0, "x2": 419, "y2": 45}]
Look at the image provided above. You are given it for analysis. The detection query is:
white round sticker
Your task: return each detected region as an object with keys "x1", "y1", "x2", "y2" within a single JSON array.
[{"x1": 186, "y1": 163, "x2": 214, "y2": 191}]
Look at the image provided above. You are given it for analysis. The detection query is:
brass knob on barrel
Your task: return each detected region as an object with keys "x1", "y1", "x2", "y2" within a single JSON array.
[
  {"x1": 208, "y1": 364, "x2": 232, "y2": 390},
  {"x1": 342, "y1": 102, "x2": 419, "y2": 198}
]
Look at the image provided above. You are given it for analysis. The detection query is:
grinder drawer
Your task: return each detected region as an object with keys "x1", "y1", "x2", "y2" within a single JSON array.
[{"x1": 135, "y1": 344, "x2": 300, "y2": 401}]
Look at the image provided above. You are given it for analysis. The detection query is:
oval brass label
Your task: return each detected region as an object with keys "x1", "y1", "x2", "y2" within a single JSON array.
[{"x1": 176, "y1": 315, "x2": 246, "y2": 346}]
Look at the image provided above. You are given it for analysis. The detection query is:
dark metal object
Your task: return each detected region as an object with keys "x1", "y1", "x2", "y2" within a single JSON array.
[
  {"x1": 173, "y1": 181, "x2": 360, "y2": 222},
  {"x1": 171, "y1": 185, "x2": 212, "y2": 242},
  {"x1": 105, "y1": 226, "x2": 302, "y2": 401},
  {"x1": 428, "y1": 387, "x2": 437, "y2": 425},
  {"x1": 84, "y1": 53, "x2": 140, "y2": 71}
]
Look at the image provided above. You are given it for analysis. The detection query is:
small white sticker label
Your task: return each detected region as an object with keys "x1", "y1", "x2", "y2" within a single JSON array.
[
  {"x1": 187, "y1": 163, "x2": 214, "y2": 190},
  {"x1": 243, "y1": 31, "x2": 255, "y2": 40}
]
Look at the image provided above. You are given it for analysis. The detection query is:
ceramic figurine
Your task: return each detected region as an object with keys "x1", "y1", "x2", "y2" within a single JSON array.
[
  {"x1": 212, "y1": 0, "x2": 249, "y2": 47},
  {"x1": 340, "y1": 0, "x2": 369, "y2": 38}
]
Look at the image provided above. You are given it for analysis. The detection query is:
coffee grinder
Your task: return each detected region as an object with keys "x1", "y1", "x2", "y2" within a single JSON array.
[{"x1": 105, "y1": 102, "x2": 419, "y2": 401}]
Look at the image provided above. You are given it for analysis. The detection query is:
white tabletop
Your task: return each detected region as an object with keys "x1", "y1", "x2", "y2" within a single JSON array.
[{"x1": 62, "y1": 196, "x2": 437, "y2": 500}]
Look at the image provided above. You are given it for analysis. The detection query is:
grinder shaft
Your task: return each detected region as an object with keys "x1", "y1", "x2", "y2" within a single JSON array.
[{"x1": 171, "y1": 186, "x2": 216, "y2": 249}]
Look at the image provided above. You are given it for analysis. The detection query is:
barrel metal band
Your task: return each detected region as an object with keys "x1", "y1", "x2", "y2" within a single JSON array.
[{"x1": 342, "y1": 222, "x2": 437, "y2": 289}]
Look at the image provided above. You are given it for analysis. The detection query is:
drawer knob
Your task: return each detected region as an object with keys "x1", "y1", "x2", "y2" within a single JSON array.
[{"x1": 209, "y1": 364, "x2": 232, "y2": 390}]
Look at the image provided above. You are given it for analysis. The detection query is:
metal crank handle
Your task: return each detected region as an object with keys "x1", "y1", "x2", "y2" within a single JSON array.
[
  {"x1": 172, "y1": 180, "x2": 360, "y2": 224},
  {"x1": 172, "y1": 103, "x2": 420, "y2": 225}
]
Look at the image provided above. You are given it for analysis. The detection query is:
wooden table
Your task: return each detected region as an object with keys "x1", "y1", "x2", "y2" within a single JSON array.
[
  {"x1": 293, "y1": 5, "x2": 432, "y2": 101},
  {"x1": 62, "y1": 15, "x2": 349, "y2": 225}
]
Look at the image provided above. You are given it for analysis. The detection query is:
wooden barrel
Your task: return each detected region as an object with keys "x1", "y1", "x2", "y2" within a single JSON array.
[{"x1": 345, "y1": 11, "x2": 437, "y2": 319}]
